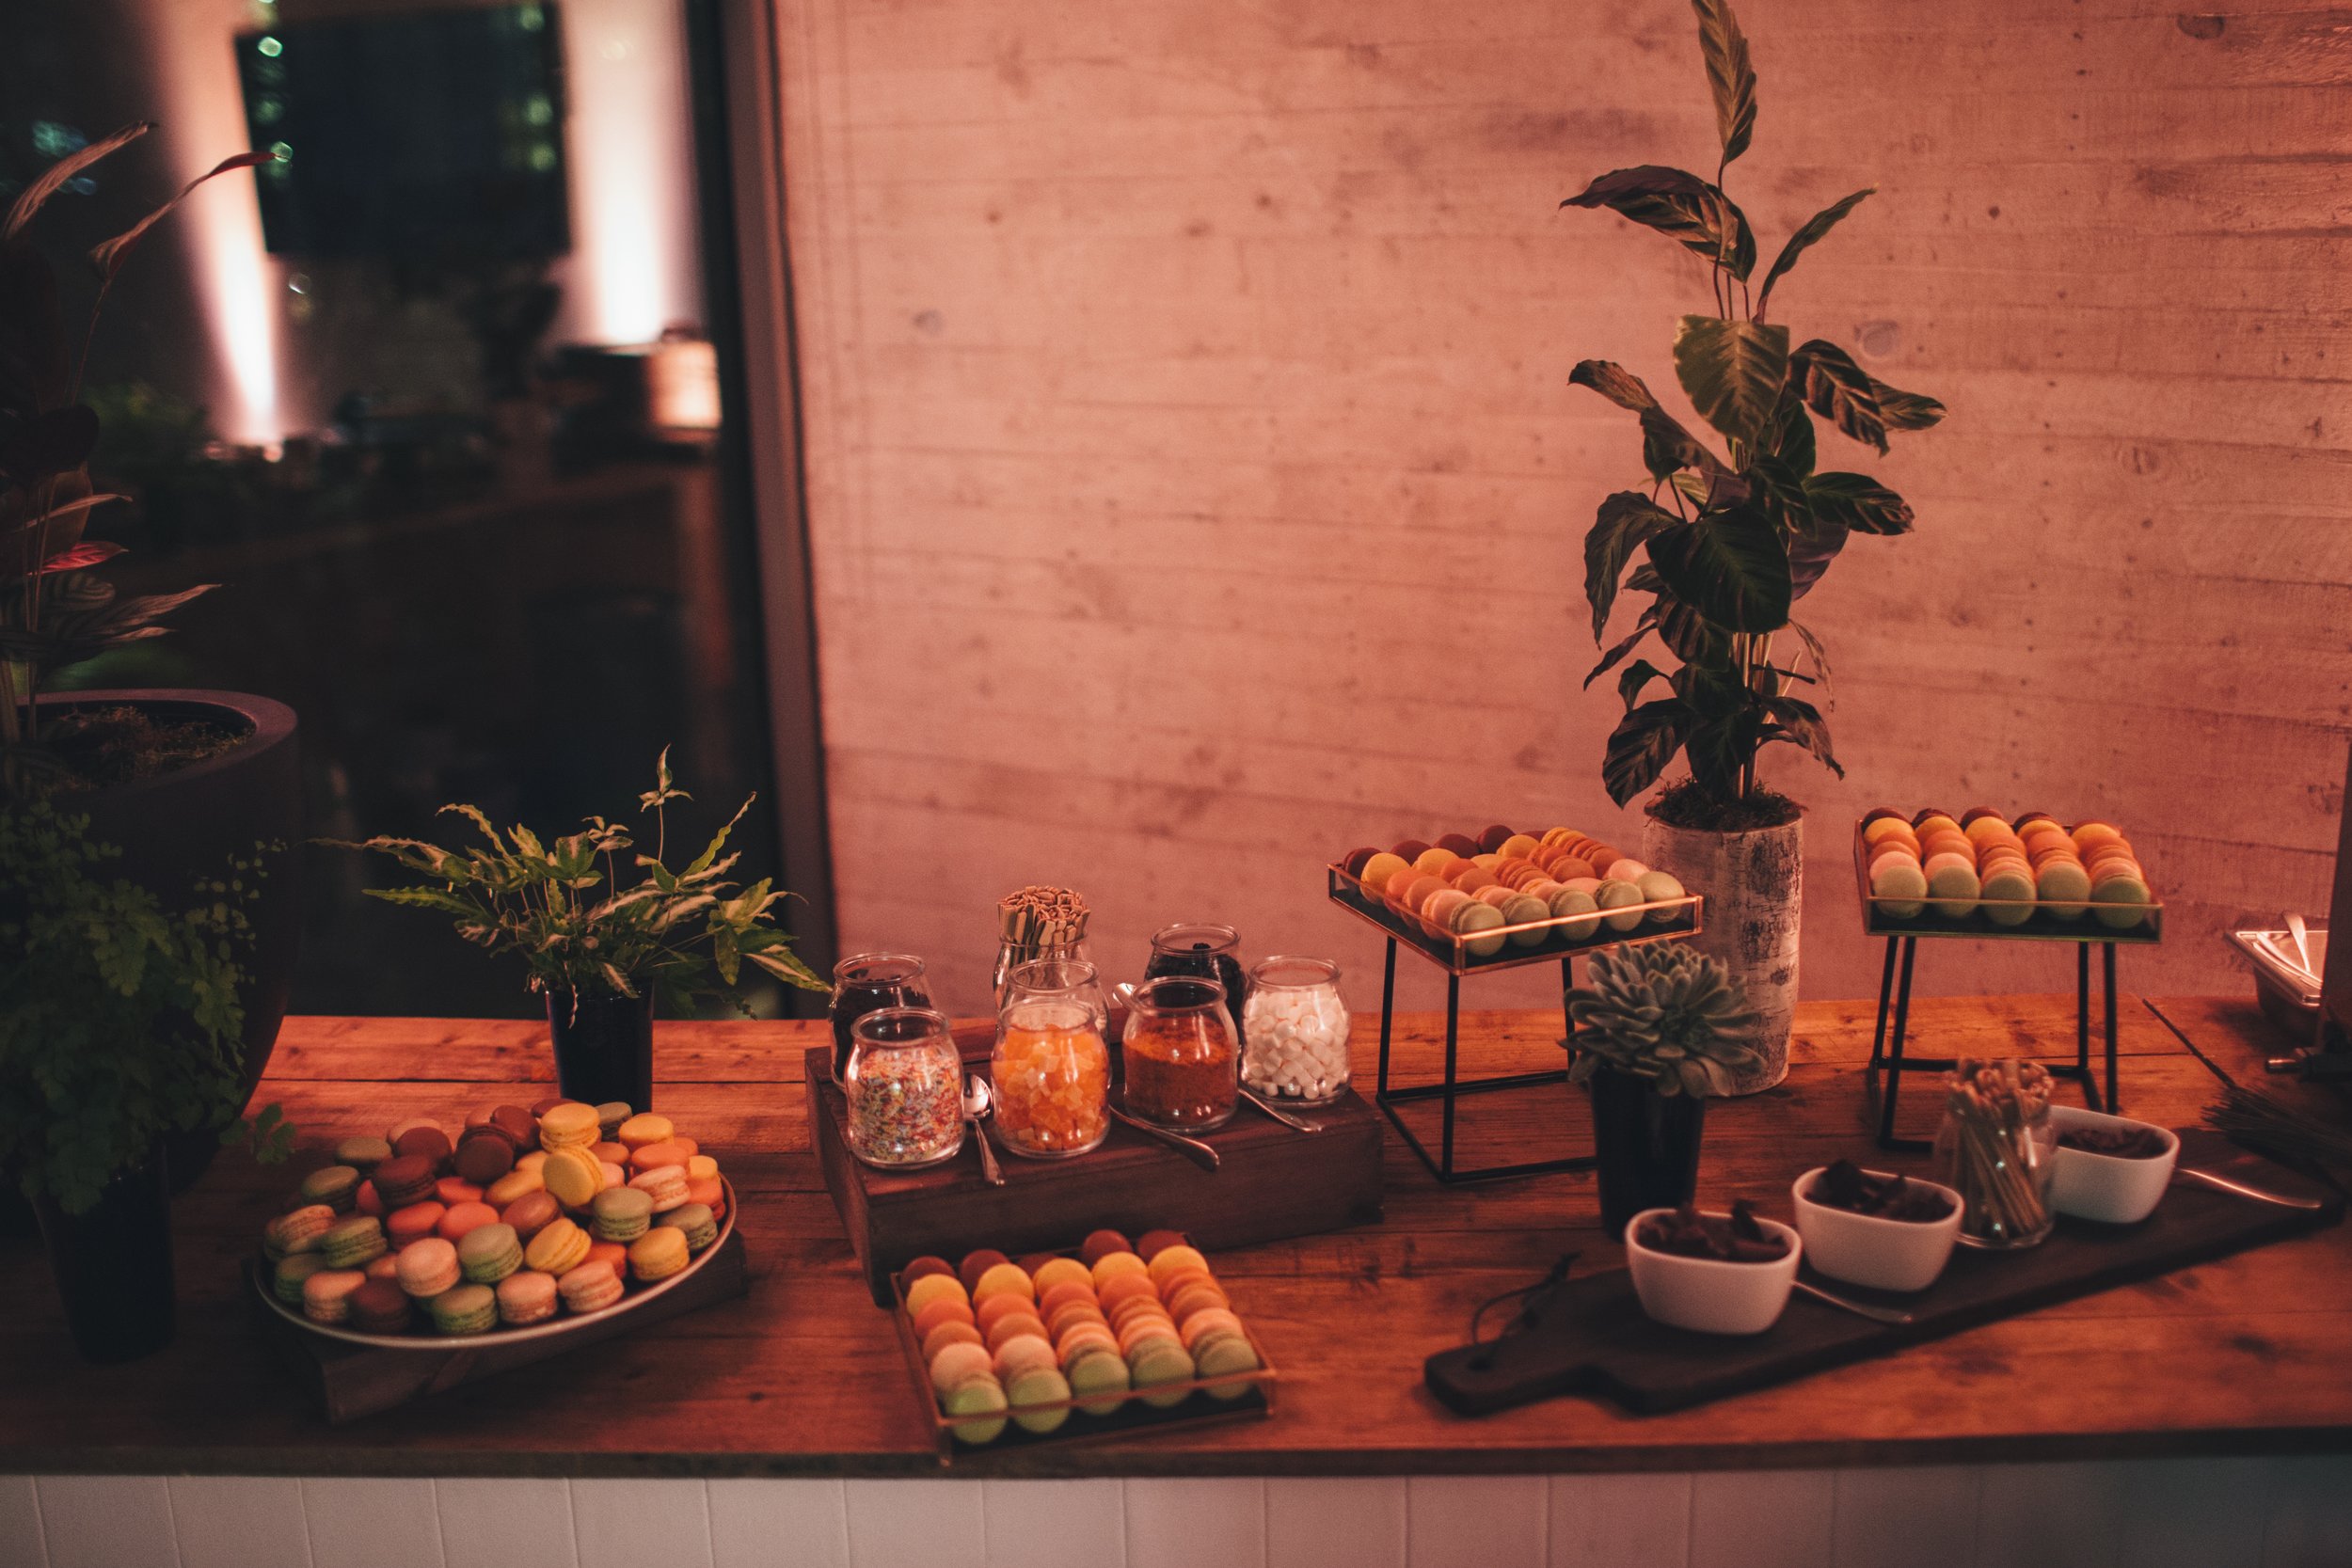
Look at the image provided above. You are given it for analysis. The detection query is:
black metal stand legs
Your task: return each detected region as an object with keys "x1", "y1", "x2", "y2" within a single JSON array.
[
  {"x1": 1866, "y1": 934, "x2": 2119, "y2": 1151},
  {"x1": 1373, "y1": 937, "x2": 1597, "y2": 1183}
]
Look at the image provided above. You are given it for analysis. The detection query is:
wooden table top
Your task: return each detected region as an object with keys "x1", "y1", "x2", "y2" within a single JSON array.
[{"x1": 4, "y1": 993, "x2": 2347, "y2": 1478}]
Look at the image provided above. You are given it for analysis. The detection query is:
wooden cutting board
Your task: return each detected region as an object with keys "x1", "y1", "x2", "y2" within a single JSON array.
[
  {"x1": 809, "y1": 1045, "x2": 1384, "y2": 1305},
  {"x1": 1424, "y1": 1131, "x2": 2341, "y2": 1417}
]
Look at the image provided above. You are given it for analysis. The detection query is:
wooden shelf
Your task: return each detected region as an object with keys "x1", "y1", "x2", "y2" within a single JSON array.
[{"x1": 2, "y1": 998, "x2": 2348, "y2": 1478}]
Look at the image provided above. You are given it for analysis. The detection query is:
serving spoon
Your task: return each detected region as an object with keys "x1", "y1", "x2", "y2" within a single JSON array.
[{"x1": 960, "y1": 1074, "x2": 1006, "y2": 1187}]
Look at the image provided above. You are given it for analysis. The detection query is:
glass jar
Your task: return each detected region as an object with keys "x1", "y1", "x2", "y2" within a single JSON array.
[
  {"x1": 1122, "y1": 975, "x2": 1240, "y2": 1131},
  {"x1": 991, "y1": 998, "x2": 1111, "y2": 1158},
  {"x1": 1934, "y1": 1059, "x2": 2058, "y2": 1249},
  {"x1": 841, "y1": 1006, "x2": 964, "y2": 1170},
  {"x1": 1002, "y1": 956, "x2": 1112, "y2": 1030},
  {"x1": 1143, "y1": 922, "x2": 1247, "y2": 1036},
  {"x1": 828, "y1": 953, "x2": 931, "y2": 1087},
  {"x1": 1241, "y1": 956, "x2": 1352, "y2": 1104}
]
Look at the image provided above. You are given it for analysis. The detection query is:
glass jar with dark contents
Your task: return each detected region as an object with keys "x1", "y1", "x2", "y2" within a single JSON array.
[
  {"x1": 1121, "y1": 975, "x2": 1239, "y2": 1131},
  {"x1": 828, "y1": 954, "x2": 931, "y2": 1087},
  {"x1": 1143, "y1": 923, "x2": 1247, "y2": 1035}
]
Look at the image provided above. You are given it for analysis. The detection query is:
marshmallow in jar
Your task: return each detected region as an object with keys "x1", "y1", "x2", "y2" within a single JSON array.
[{"x1": 1241, "y1": 956, "x2": 1351, "y2": 1103}]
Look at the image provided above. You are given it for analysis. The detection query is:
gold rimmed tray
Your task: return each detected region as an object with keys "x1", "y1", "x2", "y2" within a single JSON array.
[
  {"x1": 1851, "y1": 826, "x2": 2164, "y2": 943},
  {"x1": 1326, "y1": 864, "x2": 1702, "y2": 975}
]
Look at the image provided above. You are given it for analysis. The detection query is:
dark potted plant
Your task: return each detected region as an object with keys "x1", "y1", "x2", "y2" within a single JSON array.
[
  {"x1": 1567, "y1": 942, "x2": 1761, "y2": 1238},
  {"x1": 0, "y1": 799, "x2": 294, "y2": 1361},
  {"x1": 3, "y1": 126, "x2": 301, "y2": 1174},
  {"x1": 342, "y1": 750, "x2": 829, "y2": 1107},
  {"x1": 1562, "y1": 0, "x2": 1945, "y2": 1089}
]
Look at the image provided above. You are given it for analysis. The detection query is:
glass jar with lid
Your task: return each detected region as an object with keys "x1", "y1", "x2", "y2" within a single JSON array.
[
  {"x1": 1241, "y1": 956, "x2": 1352, "y2": 1104},
  {"x1": 827, "y1": 953, "x2": 932, "y2": 1087},
  {"x1": 840, "y1": 1006, "x2": 964, "y2": 1169},
  {"x1": 991, "y1": 997, "x2": 1111, "y2": 1158},
  {"x1": 1143, "y1": 922, "x2": 1247, "y2": 1035},
  {"x1": 1122, "y1": 975, "x2": 1240, "y2": 1131},
  {"x1": 1002, "y1": 956, "x2": 1112, "y2": 1030}
]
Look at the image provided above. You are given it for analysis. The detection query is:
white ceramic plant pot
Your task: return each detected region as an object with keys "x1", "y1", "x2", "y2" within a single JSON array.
[{"x1": 1639, "y1": 810, "x2": 1803, "y2": 1094}]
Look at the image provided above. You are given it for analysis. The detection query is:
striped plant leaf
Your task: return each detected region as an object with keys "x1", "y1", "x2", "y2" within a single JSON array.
[
  {"x1": 1584, "y1": 490, "x2": 1679, "y2": 640},
  {"x1": 1804, "y1": 471, "x2": 1914, "y2": 535},
  {"x1": 1645, "y1": 502, "x2": 1792, "y2": 634},
  {"x1": 1691, "y1": 0, "x2": 1757, "y2": 166},
  {"x1": 1871, "y1": 377, "x2": 1947, "y2": 432},
  {"x1": 1567, "y1": 359, "x2": 1659, "y2": 413},
  {"x1": 1756, "y1": 187, "x2": 1873, "y2": 317},
  {"x1": 1672, "y1": 314, "x2": 1789, "y2": 448},
  {"x1": 1563, "y1": 165, "x2": 1756, "y2": 280},
  {"x1": 1789, "y1": 340, "x2": 1887, "y2": 452}
]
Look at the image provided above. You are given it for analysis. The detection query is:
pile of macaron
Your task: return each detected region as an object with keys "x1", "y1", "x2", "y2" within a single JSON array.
[
  {"x1": 1862, "y1": 809, "x2": 2153, "y2": 929},
  {"x1": 900, "y1": 1228, "x2": 1265, "y2": 1446},
  {"x1": 260, "y1": 1099, "x2": 729, "y2": 1338},
  {"x1": 1338, "y1": 825, "x2": 1689, "y2": 957}
]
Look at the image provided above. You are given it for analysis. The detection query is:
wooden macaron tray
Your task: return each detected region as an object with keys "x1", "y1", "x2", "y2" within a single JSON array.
[
  {"x1": 887, "y1": 1238, "x2": 1277, "y2": 1464},
  {"x1": 1853, "y1": 814, "x2": 2163, "y2": 942},
  {"x1": 1325, "y1": 864, "x2": 1701, "y2": 974},
  {"x1": 1423, "y1": 1131, "x2": 2335, "y2": 1418}
]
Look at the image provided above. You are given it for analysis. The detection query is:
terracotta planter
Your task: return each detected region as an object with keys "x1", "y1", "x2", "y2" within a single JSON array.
[{"x1": 1639, "y1": 808, "x2": 1802, "y2": 1094}]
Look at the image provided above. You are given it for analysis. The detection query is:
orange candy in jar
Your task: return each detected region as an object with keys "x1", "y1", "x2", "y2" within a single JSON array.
[{"x1": 991, "y1": 999, "x2": 1110, "y2": 1158}]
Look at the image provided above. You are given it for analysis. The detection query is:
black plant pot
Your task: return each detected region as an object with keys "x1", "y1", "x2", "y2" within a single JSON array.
[
  {"x1": 547, "y1": 990, "x2": 656, "y2": 1110},
  {"x1": 32, "y1": 1150, "x2": 176, "y2": 1365},
  {"x1": 1589, "y1": 1065, "x2": 1707, "y2": 1240}
]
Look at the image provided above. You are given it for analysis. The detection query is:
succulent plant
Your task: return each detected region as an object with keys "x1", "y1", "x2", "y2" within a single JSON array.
[{"x1": 1566, "y1": 942, "x2": 1762, "y2": 1097}]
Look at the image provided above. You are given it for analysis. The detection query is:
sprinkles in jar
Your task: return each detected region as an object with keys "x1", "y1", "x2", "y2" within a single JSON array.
[
  {"x1": 842, "y1": 1007, "x2": 965, "y2": 1169},
  {"x1": 1242, "y1": 956, "x2": 1351, "y2": 1104}
]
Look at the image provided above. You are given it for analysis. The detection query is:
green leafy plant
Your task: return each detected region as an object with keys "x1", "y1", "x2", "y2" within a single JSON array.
[
  {"x1": 342, "y1": 750, "x2": 829, "y2": 1016},
  {"x1": 1565, "y1": 0, "x2": 1946, "y2": 820},
  {"x1": 0, "y1": 798, "x2": 290, "y2": 1212},
  {"x1": 1567, "y1": 943, "x2": 1762, "y2": 1097},
  {"x1": 1, "y1": 124, "x2": 277, "y2": 790}
]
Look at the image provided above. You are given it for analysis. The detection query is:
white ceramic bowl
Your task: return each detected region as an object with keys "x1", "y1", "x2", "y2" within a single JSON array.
[
  {"x1": 1624, "y1": 1208, "x2": 1802, "y2": 1335},
  {"x1": 2048, "y1": 1105, "x2": 2178, "y2": 1225},
  {"x1": 1789, "y1": 1166, "x2": 1963, "y2": 1292}
]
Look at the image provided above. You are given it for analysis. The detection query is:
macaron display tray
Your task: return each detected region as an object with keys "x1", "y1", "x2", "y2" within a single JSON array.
[
  {"x1": 1424, "y1": 1130, "x2": 2336, "y2": 1418},
  {"x1": 1851, "y1": 829, "x2": 2164, "y2": 942},
  {"x1": 888, "y1": 1261, "x2": 1277, "y2": 1464},
  {"x1": 1325, "y1": 864, "x2": 1702, "y2": 974}
]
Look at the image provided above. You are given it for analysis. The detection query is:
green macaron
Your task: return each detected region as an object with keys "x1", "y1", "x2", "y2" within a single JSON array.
[
  {"x1": 1064, "y1": 1348, "x2": 1131, "y2": 1416},
  {"x1": 943, "y1": 1375, "x2": 1009, "y2": 1445},
  {"x1": 654, "y1": 1201, "x2": 717, "y2": 1252},
  {"x1": 273, "y1": 1252, "x2": 331, "y2": 1306},
  {"x1": 1006, "y1": 1367, "x2": 1073, "y2": 1433},
  {"x1": 456, "y1": 1222, "x2": 523, "y2": 1285},
  {"x1": 1193, "y1": 1332, "x2": 1262, "y2": 1401},
  {"x1": 299, "y1": 1164, "x2": 362, "y2": 1213},
  {"x1": 332, "y1": 1136, "x2": 393, "y2": 1174},
  {"x1": 429, "y1": 1282, "x2": 498, "y2": 1336},
  {"x1": 590, "y1": 1186, "x2": 654, "y2": 1243},
  {"x1": 1128, "y1": 1341, "x2": 1197, "y2": 1409},
  {"x1": 320, "y1": 1215, "x2": 388, "y2": 1269}
]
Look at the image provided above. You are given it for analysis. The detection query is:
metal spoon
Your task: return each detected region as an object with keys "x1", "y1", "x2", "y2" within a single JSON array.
[
  {"x1": 2172, "y1": 1164, "x2": 2325, "y2": 1211},
  {"x1": 960, "y1": 1074, "x2": 1005, "y2": 1187},
  {"x1": 1240, "y1": 1085, "x2": 1322, "y2": 1133},
  {"x1": 1795, "y1": 1278, "x2": 1914, "y2": 1325},
  {"x1": 1107, "y1": 1103, "x2": 1221, "y2": 1171}
]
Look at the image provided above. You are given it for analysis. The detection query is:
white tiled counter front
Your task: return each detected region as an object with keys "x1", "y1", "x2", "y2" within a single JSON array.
[{"x1": 9, "y1": 1463, "x2": 2352, "y2": 1568}]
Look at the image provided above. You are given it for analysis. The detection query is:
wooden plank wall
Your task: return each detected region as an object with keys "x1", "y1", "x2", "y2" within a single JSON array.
[{"x1": 769, "y1": 0, "x2": 2352, "y2": 1017}]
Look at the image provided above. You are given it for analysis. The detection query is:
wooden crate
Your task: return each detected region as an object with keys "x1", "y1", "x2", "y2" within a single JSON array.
[{"x1": 809, "y1": 1046, "x2": 1383, "y2": 1305}]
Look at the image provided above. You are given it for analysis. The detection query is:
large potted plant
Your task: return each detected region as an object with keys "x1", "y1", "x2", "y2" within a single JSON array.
[
  {"x1": 0, "y1": 799, "x2": 294, "y2": 1361},
  {"x1": 343, "y1": 750, "x2": 829, "y2": 1107},
  {"x1": 3, "y1": 126, "x2": 301, "y2": 1172},
  {"x1": 1561, "y1": 0, "x2": 1945, "y2": 1088},
  {"x1": 1567, "y1": 942, "x2": 1760, "y2": 1238}
]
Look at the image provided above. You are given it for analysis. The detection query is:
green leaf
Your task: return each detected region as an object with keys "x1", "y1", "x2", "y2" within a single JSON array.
[
  {"x1": 1655, "y1": 589, "x2": 1728, "y2": 665},
  {"x1": 1602, "y1": 699, "x2": 1690, "y2": 807},
  {"x1": 1804, "y1": 472, "x2": 1914, "y2": 535},
  {"x1": 1755, "y1": 188, "x2": 1873, "y2": 317},
  {"x1": 1691, "y1": 0, "x2": 1757, "y2": 166},
  {"x1": 88, "y1": 150, "x2": 281, "y2": 282},
  {"x1": 1785, "y1": 511, "x2": 1847, "y2": 598},
  {"x1": 1562, "y1": 165, "x2": 1756, "y2": 280},
  {"x1": 1870, "y1": 376, "x2": 1947, "y2": 432},
  {"x1": 1760, "y1": 693, "x2": 1842, "y2": 775},
  {"x1": 1584, "y1": 491, "x2": 1679, "y2": 640},
  {"x1": 438, "y1": 802, "x2": 506, "y2": 849},
  {"x1": 1788, "y1": 619, "x2": 1832, "y2": 689},
  {"x1": 1567, "y1": 359, "x2": 1658, "y2": 413},
  {"x1": 1672, "y1": 315, "x2": 1789, "y2": 449},
  {"x1": 1789, "y1": 340, "x2": 1887, "y2": 451},
  {"x1": 1645, "y1": 504, "x2": 1792, "y2": 633},
  {"x1": 1680, "y1": 708, "x2": 1756, "y2": 802},
  {"x1": 4, "y1": 122, "x2": 151, "y2": 245},
  {"x1": 1742, "y1": 453, "x2": 1809, "y2": 537},
  {"x1": 1582, "y1": 608, "x2": 1659, "y2": 689},
  {"x1": 1762, "y1": 386, "x2": 1815, "y2": 478},
  {"x1": 1640, "y1": 406, "x2": 1744, "y2": 501},
  {"x1": 1618, "y1": 657, "x2": 1669, "y2": 710}
]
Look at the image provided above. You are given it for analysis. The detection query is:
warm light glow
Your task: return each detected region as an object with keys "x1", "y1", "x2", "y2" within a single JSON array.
[
  {"x1": 136, "y1": 0, "x2": 282, "y2": 443},
  {"x1": 559, "y1": 0, "x2": 702, "y2": 345}
]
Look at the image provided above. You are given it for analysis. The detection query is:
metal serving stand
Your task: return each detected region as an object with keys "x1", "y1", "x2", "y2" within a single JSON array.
[
  {"x1": 1853, "y1": 826, "x2": 2164, "y2": 1151},
  {"x1": 1327, "y1": 863, "x2": 1704, "y2": 1184}
]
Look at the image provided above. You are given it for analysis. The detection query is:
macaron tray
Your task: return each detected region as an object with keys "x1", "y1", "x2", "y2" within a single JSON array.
[
  {"x1": 250, "y1": 1099, "x2": 738, "y2": 1350},
  {"x1": 1853, "y1": 809, "x2": 2163, "y2": 942},
  {"x1": 1330, "y1": 824, "x2": 1701, "y2": 974},
  {"x1": 887, "y1": 1228, "x2": 1276, "y2": 1461}
]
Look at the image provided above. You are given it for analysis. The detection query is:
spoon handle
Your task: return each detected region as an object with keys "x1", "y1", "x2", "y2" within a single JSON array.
[
  {"x1": 1240, "y1": 1087, "x2": 1321, "y2": 1133},
  {"x1": 967, "y1": 1117, "x2": 1005, "y2": 1185},
  {"x1": 1108, "y1": 1106, "x2": 1221, "y2": 1171},
  {"x1": 1794, "y1": 1278, "x2": 1914, "y2": 1325}
]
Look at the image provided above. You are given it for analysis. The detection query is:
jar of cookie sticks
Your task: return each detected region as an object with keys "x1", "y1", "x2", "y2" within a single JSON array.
[
  {"x1": 1935, "y1": 1058, "x2": 2058, "y2": 1249},
  {"x1": 993, "y1": 885, "x2": 1092, "y2": 1007}
]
